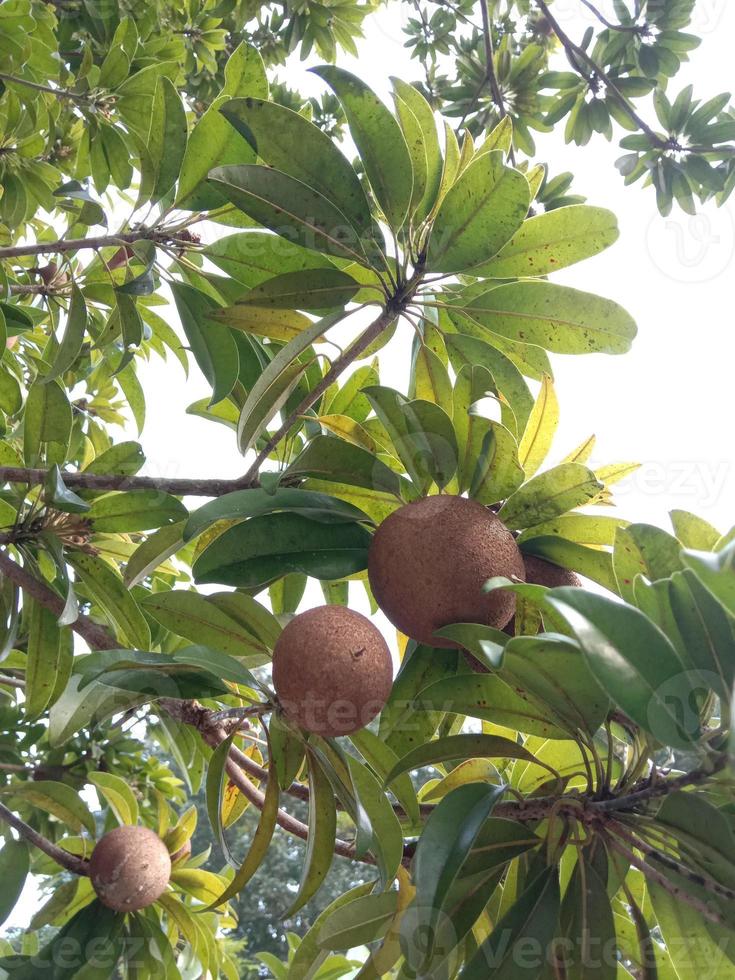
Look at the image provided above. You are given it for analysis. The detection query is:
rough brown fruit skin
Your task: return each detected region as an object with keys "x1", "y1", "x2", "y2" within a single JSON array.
[
  {"x1": 272, "y1": 605, "x2": 393, "y2": 737},
  {"x1": 368, "y1": 496, "x2": 525, "y2": 648},
  {"x1": 501, "y1": 553, "x2": 582, "y2": 640},
  {"x1": 89, "y1": 825, "x2": 171, "y2": 912},
  {"x1": 522, "y1": 554, "x2": 582, "y2": 590}
]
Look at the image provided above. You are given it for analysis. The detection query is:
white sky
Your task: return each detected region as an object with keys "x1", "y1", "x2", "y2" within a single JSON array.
[{"x1": 5, "y1": 0, "x2": 735, "y2": 938}]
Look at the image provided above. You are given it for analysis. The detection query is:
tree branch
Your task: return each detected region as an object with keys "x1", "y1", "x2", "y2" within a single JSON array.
[
  {"x1": 0, "y1": 800, "x2": 90, "y2": 876},
  {"x1": 578, "y1": 0, "x2": 646, "y2": 33},
  {"x1": 0, "y1": 72, "x2": 94, "y2": 106},
  {"x1": 479, "y1": 0, "x2": 507, "y2": 119},
  {"x1": 0, "y1": 466, "x2": 261, "y2": 498},
  {"x1": 0, "y1": 230, "x2": 185, "y2": 261},
  {"x1": 536, "y1": 0, "x2": 668, "y2": 149}
]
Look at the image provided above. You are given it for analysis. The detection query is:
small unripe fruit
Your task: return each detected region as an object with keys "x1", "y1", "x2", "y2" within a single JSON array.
[
  {"x1": 89, "y1": 825, "x2": 171, "y2": 912},
  {"x1": 368, "y1": 496, "x2": 525, "y2": 647},
  {"x1": 272, "y1": 605, "x2": 393, "y2": 737}
]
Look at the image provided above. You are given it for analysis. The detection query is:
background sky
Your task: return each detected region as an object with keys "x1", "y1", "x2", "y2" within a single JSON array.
[{"x1": 5, "y1": 0, "x2": 735, "y2": 939}]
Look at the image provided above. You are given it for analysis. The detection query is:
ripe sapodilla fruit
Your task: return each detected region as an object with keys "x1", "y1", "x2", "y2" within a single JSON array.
[
  {"x1": 89, "y1": 825, "x2": 171, "y2": 912},
  {"x1": 272, "y1": 605, "x2": 393, "y2": 737},
  {"x1": 522, "y1": 554, "x2": 581, "y2": 590},
  {"x1": 368, "y1": 495, "x2": 525, "y2": 647}
]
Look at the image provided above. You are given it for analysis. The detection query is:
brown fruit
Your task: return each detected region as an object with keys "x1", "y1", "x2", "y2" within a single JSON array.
[
  {"x1": 523, "y1": 554, "x2": 582, "y2": 590},
  {"x1": 501, "y1": 553, "x2": 582, "y2": 640},
  {"x1": 368, "y1": 496, "x2": 525, "y2": 647},
  {"x1": 272, "y1": 605, "x2": 393, "y2": 737},
  {"x1": 89, "y1": 825, "x2": 171, "y2": 912}
]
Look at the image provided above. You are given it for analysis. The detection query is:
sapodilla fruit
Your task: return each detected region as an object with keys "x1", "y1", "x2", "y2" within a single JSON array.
[
  {"x1": 368, "y1": 495, "x2": 525, "y2": 647},
  {"x1": 272, "y1": 605, "x2": 393, "y2": 737},
  {"x1": 500, "y1": 553, "x2": 582, "y2": 641},
  {"x1": 89, "y1": 825, "x2": 171, "y2": 912},
  {"x1": 523, "y1": 554, "x2": 582, "y2": 590}
]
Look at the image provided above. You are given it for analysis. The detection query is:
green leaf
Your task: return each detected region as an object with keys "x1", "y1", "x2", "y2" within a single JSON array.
[
  {"x1": 412, "y1": 783, "x2": 505, "y2": 939},
  {"x1": 364, "y1": 386, "x2": 458, "y2": 491},
  {"x1": 44, "y1": 465, "x2": 90, "y2": 514},
  {"x1": 175, "y1": 42, "x2": 267, "y2": 209},
  {"x1": 349, "y1": 727, "x2": 420, "y2": 827},
  {"x1": 23, "y1": 379, "x2": 71, "y2": 466},
  {"x1": 384, "y1": 734, "x2": 550, "y2": 785},
  {"x1": 520, "y1": 536, "x2": 618, "y2": 593},
  {"x1": 289, "y1": 883, "x2": 374, "y2": 980},
  {"x1": 473, "y1": 205, "x2": 619, "y2": 278},
  {"x1": 147, "y1": 76, "x2": 187, "y2": 204},
  {"x1": 414, "y1": 674, "x2": 568, "y2": 739},
  {"x1": 68, "y1": 552, "x2": 151, "y2": 649},
  {"x1": 391, "y1": 77, "x2": 442, "y2": 222},
  {"x1": 413, "y1": 343, "x2": 453, "y2": 413},
  {"x1": 287, "y1": 750, "x2": 337, "y2": 916},
  {"x1": 464, "y1": 281, "x2": 637, "y2": 354},
  {"x1": 432, "y1": 623, "x2": 507, "y2": 670},
  {"x1": 499, "y1": 463, "x2": 602, "y2": 530},
  {"x1": 171, "y1": 282, "x2": 239, "y2": 407},
  {"x1": 0, "y1": 901, "x2": 123, "y2": 980},
  {"x1": 236, "y1": 311, "x2": 344, "y2": 453},
  {"x1": 518, "y1": 374, "x2": 558, "y2": 479},
  {"x1": 682, "y1": 541, "x2": 735, "y2": 617},
  {"x1": 648, "y1": 876, "x2": 732, "y2": 980},
  {"x1": 317, "y1": 891, "x2": 399, "y2": 950},
  {"x1": 312, "y1": 65, "x2": 414, "y2": 231},
  {"x1": 546, "y1": 587, "x2": 700, "y2": 749},
  {"x1": 42, "y1": 284, "x2": 86, "y2": 383},
  {"x1": 503, "y1": 634, "x2": 609, "y2": 736},
  {"x1": 445, "y1": 332, "x2": 534, "y2": 437},
  {"x1": 0, "y1": 840, "x2": 28, "y2": 927},
  {"x1": 558, "y1": 852, "x2": 616, "y2": 980},
  {"x1": 427, "y1": 152, "x2": 530, "y2": 273},
  {"x1": 89, "y1": 490, "x2": 187, "y2": 532},
  {"x1": 26, "y1": 601, "x2": 70, "y2": 718},
  {"x1": 204, "y1": 230, "x2": 334, "y2": 287},
  {"x1": 462, "y1": 866, "x2": 560, "y2": 979},
  {"x1": 236, "y1": 269, "x2": 359, "y2": 311},
  {"x1": 286, "y1": 435, "x2": 407, "y2": 498},
  {"x1": 123, "y1": 521, "x2": 185, "y2": 588},
  {"x1": 219, "y1": 97, "x2": 376, "y2": 242},
  {"x1": 78, "y1": 645, "x2": 257, "y2": 693},
  {"x1": 1, "y1": 780, "x2": 96, "y2": 835},
  {"x1": 670, "y1": 509, "x2": 721, "y2": 550},
  {"x1": 88, "y1": 771, "x2": 139, "y2": 826},
  {"x1": 210, "y1": 165, "x2": 370, "y2": 265},
  {"x1": 192, "y1": 512, "x2": 371, "y2": 588},
  {"x1": 468, "y1": 818, "x2": 540, "y2": 876},
  {"x1": 142, "y1": 591, "x2": 270, "y2": 664},
  {"x1": 347, "y1": 756, "x2": 404, "y2": 887},
  {"x1": 206, "y1": 732, "x2": 238, "y2": 867},
  {"x1": 669, "y1": 569, "x2": 735, "y2": 700},
  {"x1": 612, "y1": 523, "x2": 683, "y2": 602},
  {"x1": 269, "y1": 713, "x2": 306, "y2": 790},
  {"x1": 185, "y1": 487, "x2": 371, "y2": 543},
  {"x1": 204, "y1": 749, "x2": 280, "y2": 910}
]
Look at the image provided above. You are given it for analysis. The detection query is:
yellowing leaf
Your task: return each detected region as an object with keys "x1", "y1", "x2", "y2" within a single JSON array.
[{"x1": 518, "y1": 374, "x2": 558, "y2": 478}]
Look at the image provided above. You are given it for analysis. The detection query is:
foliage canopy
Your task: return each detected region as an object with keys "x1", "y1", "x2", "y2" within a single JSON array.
[{"x1": 0, "y1": 1, "x2": 733, "y2": 978}]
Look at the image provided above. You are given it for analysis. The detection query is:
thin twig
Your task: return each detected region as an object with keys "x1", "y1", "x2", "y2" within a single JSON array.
[
  {"x1": 606, "y1": 833, "x2": 728, "y2": 928},
  {"x1": 0, "y1": 800, "x2": 90, "y2": 876}
]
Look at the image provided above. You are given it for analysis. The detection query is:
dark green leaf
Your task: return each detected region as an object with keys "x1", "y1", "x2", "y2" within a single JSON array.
[
  {"x1": 192, "y1": 512, "x2": 371, "y2": 588},
  {"x1": 171, "y1": 281, "x2": 239, "y2": 407}
]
